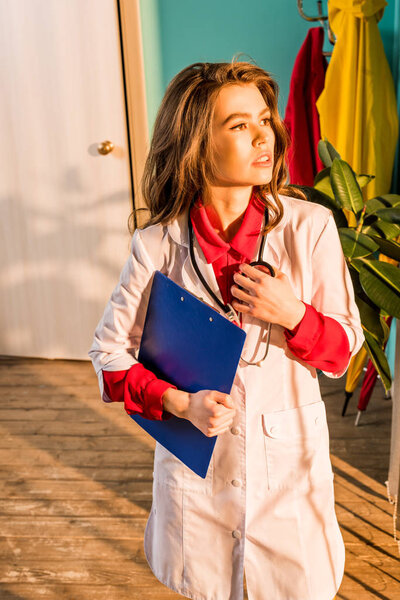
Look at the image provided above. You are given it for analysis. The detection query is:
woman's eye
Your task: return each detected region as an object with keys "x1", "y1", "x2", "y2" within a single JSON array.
[
  {"x1": 231, "y1": 118, "x2": 271, "y2": 131},
  {"x1": 231, "y1": 123, "x2": 246, "y2": 130}
]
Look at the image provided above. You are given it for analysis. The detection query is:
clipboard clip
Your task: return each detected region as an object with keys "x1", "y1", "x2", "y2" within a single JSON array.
[{"x1": 192, "y1": 295, "x2": 241, "y2": 327}]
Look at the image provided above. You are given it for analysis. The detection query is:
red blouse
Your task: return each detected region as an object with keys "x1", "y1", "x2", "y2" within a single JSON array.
[{"x1": 103, "y1": 191, "x2": 350, "y2": 420}]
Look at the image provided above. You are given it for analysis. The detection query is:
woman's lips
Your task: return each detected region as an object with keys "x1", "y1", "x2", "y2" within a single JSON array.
[{"x1": 252, "y1": 154, "x2": 273, "y2": 167}]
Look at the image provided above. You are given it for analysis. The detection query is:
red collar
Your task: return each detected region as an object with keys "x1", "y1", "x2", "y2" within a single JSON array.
[{"x1": 190, "y1": 190, "x2": 266, "y2": 263}]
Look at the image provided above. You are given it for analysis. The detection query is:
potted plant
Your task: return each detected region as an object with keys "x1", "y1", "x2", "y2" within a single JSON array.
[{"x1": 290, "y1": 139, "x2": 400, "y2": 394}]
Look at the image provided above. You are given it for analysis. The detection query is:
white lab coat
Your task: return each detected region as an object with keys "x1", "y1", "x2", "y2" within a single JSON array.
[{"x1": 88, "y1": 192, "x2": 365, "y2": 600}]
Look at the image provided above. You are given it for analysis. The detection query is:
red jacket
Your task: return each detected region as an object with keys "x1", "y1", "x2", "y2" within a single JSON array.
[
  {"x1": 284, "y1": 27, "x2": 327, "y2": 186},
  {"x1": 103, "y1": 191, "x2": 350, "y2": 419}
]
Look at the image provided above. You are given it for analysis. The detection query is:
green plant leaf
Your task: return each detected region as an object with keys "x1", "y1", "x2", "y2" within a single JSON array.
[
  {"x1": 362, "y1": 219, "x2": 400, "y2": 240},
  {"x1": 330, "y1": 159, "x2": 364, "y2": 216},
  {"x1": 375, "y1": 208, "x2": 400, "y2": 224},
  {"x1": 368, "y1": 234, "x2": 400, "y2": 262},
  {"x1": 366, "y1": 200, "x2": 400, "y2": 216},
  {"x1": 381, "y1": 318, "x2": 391, "y2": 345},
  {"x1": 365, "y1": 197, "x2": 387, "y2": 215},
  {"x1": 308, "y1": 147, "x2": 399, "y2": 371},
  {"x1": 354, "y1": 294, "x2": 387, "y2": 344},
  {"x1": 362, "y1": 330, "x2": 392, "y2": 393},
  {"x1": 363, "y1": 198, "x2": 400, "y2": 238},
  {"x1": 338, "y1": 228, "x2": 379, "y2": 258},
  {"x1": 352, "y1": 258, "x2": 400, "y2": 318},
  {"x1": 349, "y1": 266, "x2": 385, "y2": 342},
  {"x1": 314, "y1": 170, "x2": 335, "y2": 199},
  {"x1": 349, "y1": 267, "x2": 391, "y2": 338},
  {"x1": 314, "y1": 167, "x2": 369, "y2": 201},
  {"x1": 317, "y1": 139, "x2": 341, "y2": 167},
  {"x1": 357, "y1": 174, "x2": 375, "y2": 189},
  {"x1": 301, "y1": 185, "x2": 340, "y2": 210},
  {"x1": 375, "y1": 194, "x2": 400, "y2": 208},
  {"x1": 314, "y1": 167, "x2": 330, "y2": 185}
]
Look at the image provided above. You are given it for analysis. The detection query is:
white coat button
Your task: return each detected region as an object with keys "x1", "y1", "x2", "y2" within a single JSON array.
[
  {"x1": 232, "y1": 530, "x2": 241, "y2": 539},
  {"x1": 270, "y1": 425, "x2": 278, "y2": 434},
  {"x1": 231, "y1": 426, "x2": 240, "y2": 435},
  {"x1": 231, "y1": 479, "x2": 242, "y2": 487},
  {"x1": 315, "y1": 417, "x2": 320, "y2": 425}
]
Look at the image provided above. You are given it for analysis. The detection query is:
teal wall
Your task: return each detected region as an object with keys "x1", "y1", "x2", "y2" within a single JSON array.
[
  {"x1": 156, "y1": 0, "x2": 313, "y2": 116},
  {"x1": 140, "y1": 0, "x2": 398, "y2": 134},
  {"x1": 380, "y1": 0, "x2": 396, "y2": 70},
  {"x1": 140, "y1": 0, "x2": 399, "y2": 191},
  {"x1": 139, "y1": 0, "x2": 163, "y2": 138}
]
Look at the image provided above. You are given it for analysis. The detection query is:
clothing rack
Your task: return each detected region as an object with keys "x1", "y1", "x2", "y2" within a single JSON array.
[{"x1": 297, "y1": 0, "x2": 336, "y2": 56}]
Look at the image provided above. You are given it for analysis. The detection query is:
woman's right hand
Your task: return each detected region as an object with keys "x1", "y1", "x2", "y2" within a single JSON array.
[{"x1": 161, "y1": 387, "x2": 236, "y2": 437}]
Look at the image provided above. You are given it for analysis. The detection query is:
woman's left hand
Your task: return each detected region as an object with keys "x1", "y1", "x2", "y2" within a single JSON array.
[{"x1": 231, "y1": 263, "x2": 306, "y2": 330}]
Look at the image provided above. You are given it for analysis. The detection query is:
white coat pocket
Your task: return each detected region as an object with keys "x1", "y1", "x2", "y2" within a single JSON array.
[
  {"x1": 153, "y1": 441, "x2": 214, "y2": 496},
  {"x1": 262, "y1": 400, "x2": 334, "y2": 492}
]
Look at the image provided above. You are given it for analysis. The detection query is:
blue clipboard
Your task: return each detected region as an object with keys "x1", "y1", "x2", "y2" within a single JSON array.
[{"x1": 130, "y1": 270, "x2": 246, "y2": 478}]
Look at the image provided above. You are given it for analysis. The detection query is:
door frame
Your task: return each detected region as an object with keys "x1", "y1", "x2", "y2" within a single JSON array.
[{"x1": 118, "y1": 0, "x2": 150, "y2": 228}]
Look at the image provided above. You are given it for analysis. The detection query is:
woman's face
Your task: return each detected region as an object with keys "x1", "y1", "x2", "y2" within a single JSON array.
[{"x1": 209, "y1": 83, "x2": 275, "y2": 187}]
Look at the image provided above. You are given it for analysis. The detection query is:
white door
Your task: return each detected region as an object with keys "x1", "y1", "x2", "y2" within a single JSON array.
[{"x1": 0, "y1": 0, "x2": 136, "y2": 360}]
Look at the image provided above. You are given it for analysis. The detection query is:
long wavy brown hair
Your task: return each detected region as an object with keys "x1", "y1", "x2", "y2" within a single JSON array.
[{"x1": 128, "y1": 57, "x2": 306, "y2": 235}]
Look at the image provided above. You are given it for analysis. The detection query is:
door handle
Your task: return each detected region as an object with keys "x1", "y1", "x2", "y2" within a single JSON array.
[{"x1": 97, "y1": 140, "x2": 114, "y2": 155}]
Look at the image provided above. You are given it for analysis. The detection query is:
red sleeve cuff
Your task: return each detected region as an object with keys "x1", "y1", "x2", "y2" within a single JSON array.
[
  {"x1": 142, "y1": 379, "x2": 177, "y2": 420},
  {"x1": 283, "y1": 302, "x2": 321, "y2": 353},
  {"x1": 103, "y1": 365, "x2": 177, "y2": 421},
  {"x1": 283, "y1": 302, "x2": 351, "y2": 373},
  {"x1": 103, "y1": 369, "x2": 126, "y2": 403}
]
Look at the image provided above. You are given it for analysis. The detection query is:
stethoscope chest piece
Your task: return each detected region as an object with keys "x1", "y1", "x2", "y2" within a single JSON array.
[{"x1": 248, "y1": 259, "x2": 275, "y2": 277}]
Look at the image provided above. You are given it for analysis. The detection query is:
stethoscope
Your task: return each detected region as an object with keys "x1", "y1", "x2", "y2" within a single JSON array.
[{"x1": 187, "y1": 199, "x2": 276, "y2": 367}]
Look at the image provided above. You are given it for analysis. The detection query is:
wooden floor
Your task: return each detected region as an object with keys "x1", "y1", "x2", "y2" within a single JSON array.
[{"x1": 0, "y1": 356, "x2": 399, "y2": 599}]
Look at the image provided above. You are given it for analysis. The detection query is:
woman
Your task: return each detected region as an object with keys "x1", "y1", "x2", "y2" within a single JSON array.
[{"x1": 88, "y1": 60, "x2": 364, "y2": 600}]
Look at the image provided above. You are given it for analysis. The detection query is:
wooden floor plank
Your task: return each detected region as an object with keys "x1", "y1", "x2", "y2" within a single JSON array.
[
  {"x1": 0, "y1": 584, "x2": 180, "y2": 600},
  {"x1": 0, "y1": 355, "x2": 399, "y2": 600}
]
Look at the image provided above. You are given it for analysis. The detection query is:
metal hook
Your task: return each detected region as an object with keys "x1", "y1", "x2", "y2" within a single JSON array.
[{"x1": 296, "y1": 0, "x2": 336, "y2": 56}]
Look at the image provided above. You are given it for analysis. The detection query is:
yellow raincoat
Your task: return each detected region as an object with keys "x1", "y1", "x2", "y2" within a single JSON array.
[{"x1": 316, "y1": 0, "x2": 399, "y2": 199}]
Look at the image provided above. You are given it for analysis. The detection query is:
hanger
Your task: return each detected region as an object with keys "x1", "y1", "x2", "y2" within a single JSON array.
[{"x1": 297, "y1": 0, "x2": 336, "y2": 57}]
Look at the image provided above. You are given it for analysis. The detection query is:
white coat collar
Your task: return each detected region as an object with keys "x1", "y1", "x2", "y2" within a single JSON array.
[{"x1": 166, "y1": 192, "x2": 291, "y2": 290}]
